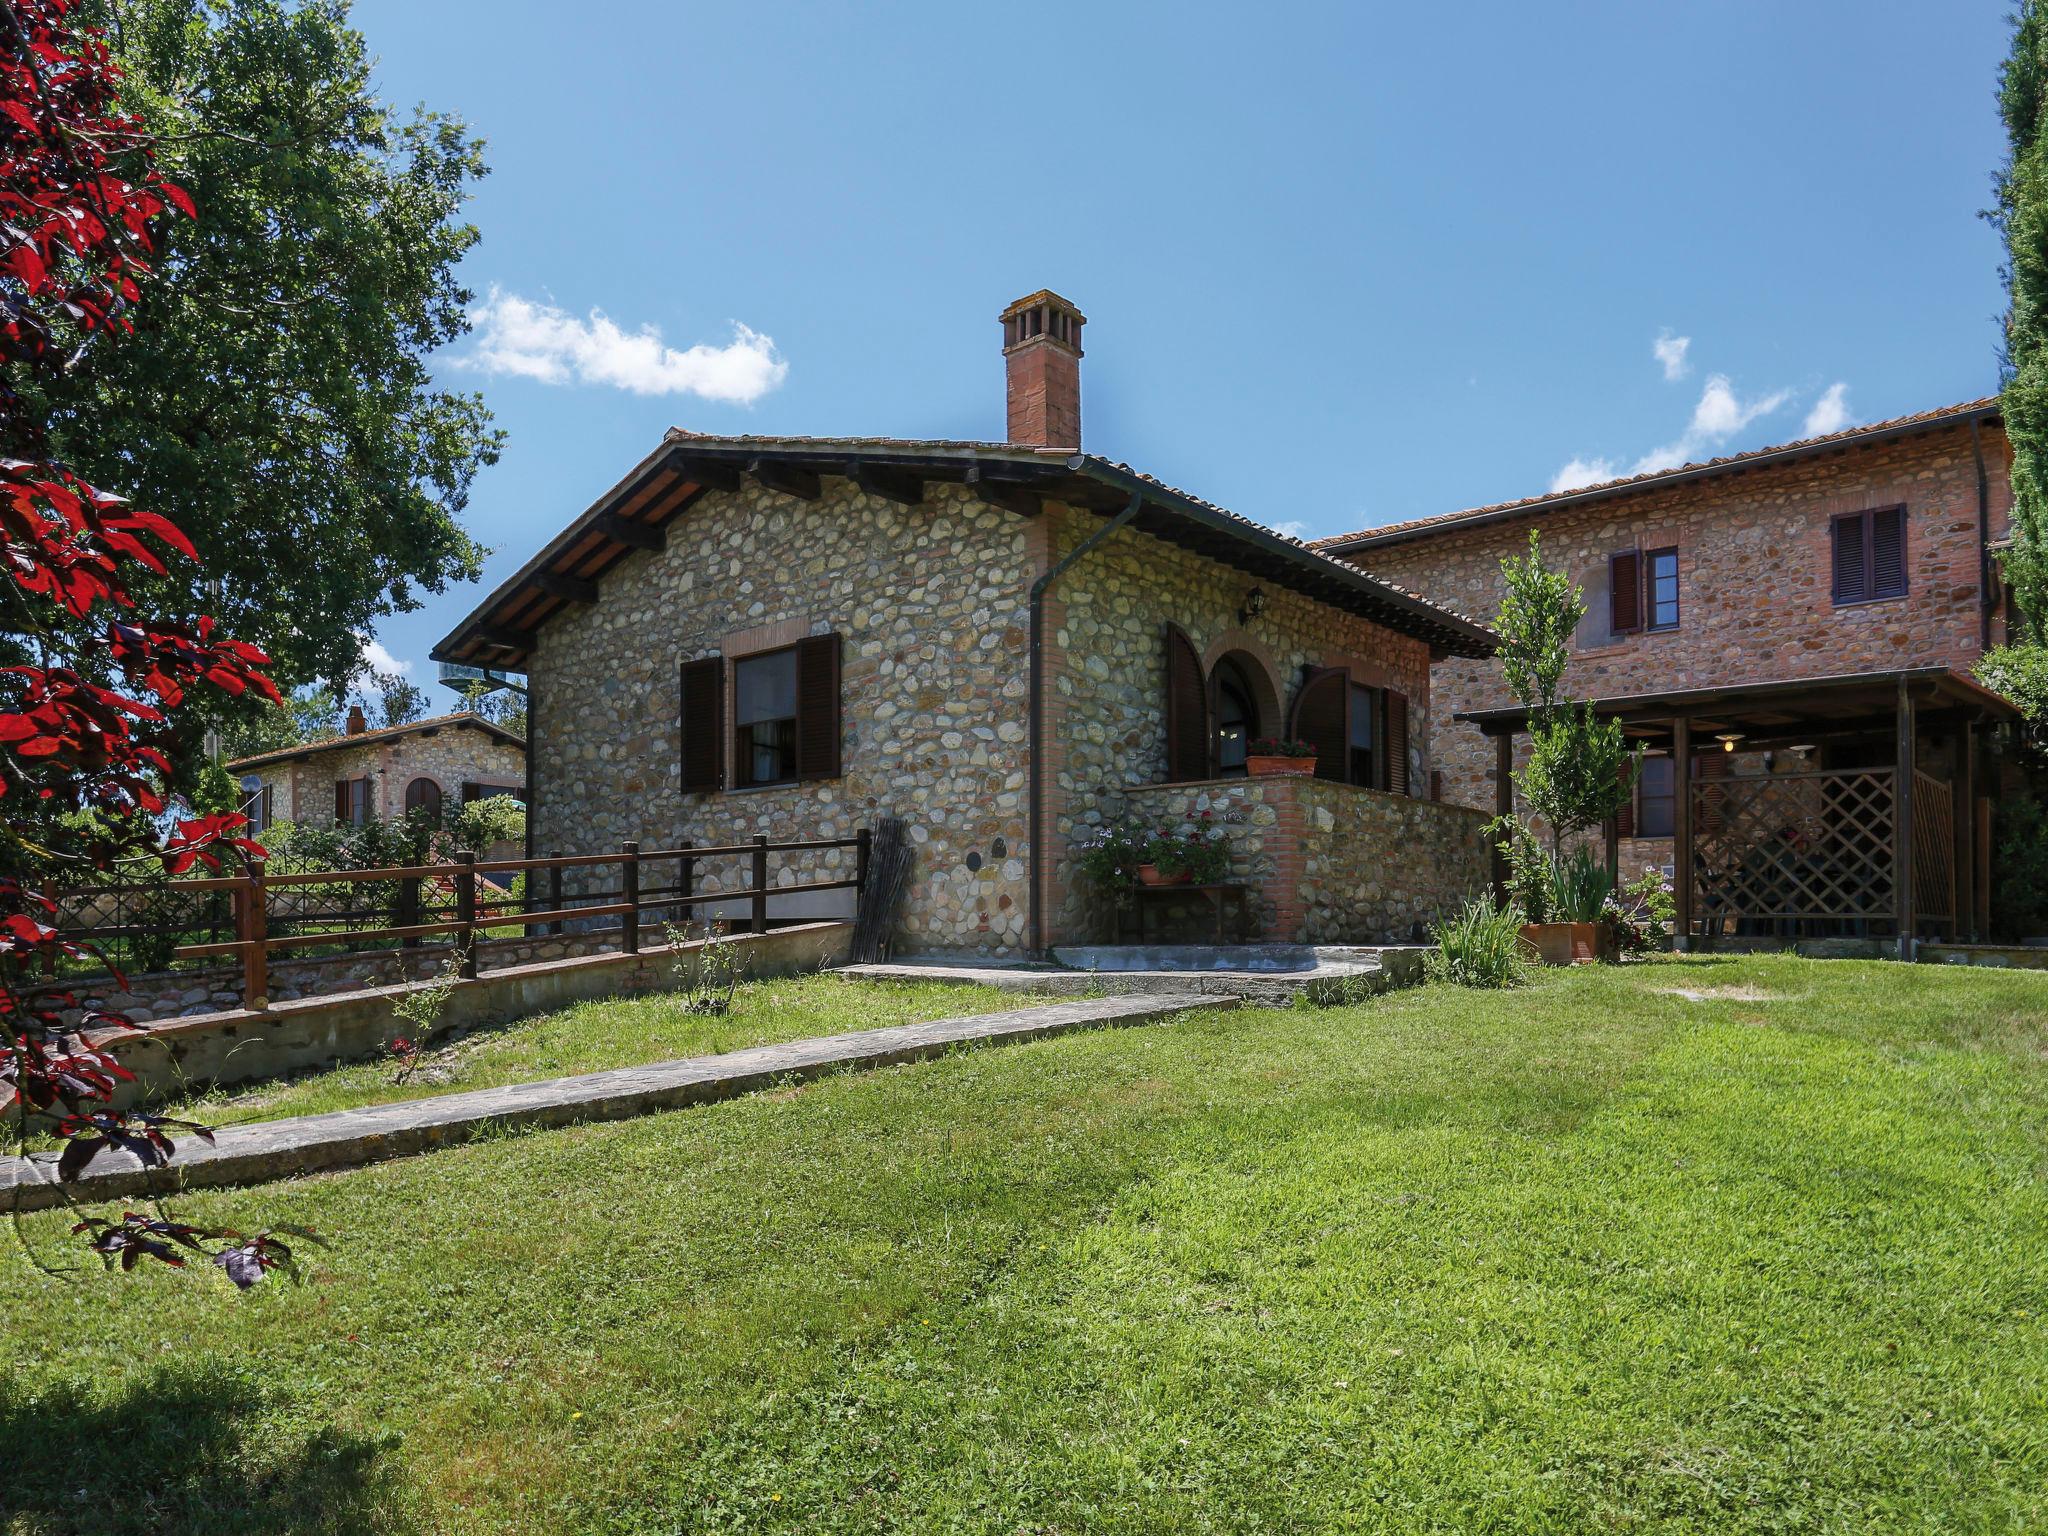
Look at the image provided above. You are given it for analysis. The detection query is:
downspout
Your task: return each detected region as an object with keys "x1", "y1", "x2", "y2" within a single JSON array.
[
  {"x1": 1971, "y1": 415, "x2": 1993, "y2": 653},
  {"x1": 1027, "y1": 490, "x2": 1145, "y2": 957}
]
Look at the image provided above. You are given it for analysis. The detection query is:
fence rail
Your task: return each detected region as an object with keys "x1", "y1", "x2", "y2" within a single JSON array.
[{"x1": 43, "y1": 831, "x2": 871, "y2": 1012}]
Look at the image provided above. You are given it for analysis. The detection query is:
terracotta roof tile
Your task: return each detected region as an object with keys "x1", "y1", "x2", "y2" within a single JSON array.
[
  {"x1": 226, "y1": 710, "x2": 525, "y2": 771},
  {"x1": 1314, "y1": 396, "x2": 1999, "y2": 552}
]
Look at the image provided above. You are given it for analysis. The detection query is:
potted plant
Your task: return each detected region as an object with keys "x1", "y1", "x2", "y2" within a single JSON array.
[
  {"x1": 1143, "y1": 815, "x2": 1233, "y2": 885},
  {"x1": 1076, "y1": 819, "x2": 1153, "y2": 891},
  {"x1": 1245, "y1": 736, "x2": 1317, "y2": 777},
  {"x1": 1491, "y1": 820, "x2": 1616, "y2": 965}
]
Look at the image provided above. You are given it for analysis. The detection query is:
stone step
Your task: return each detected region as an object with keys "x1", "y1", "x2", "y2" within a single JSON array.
[
  {"x1": 845, "y1": 943, "x2": 1434, "y2": 1002},
  {"x1": 0, "y1": 992, "x2": 1230, "y2": 1214}
]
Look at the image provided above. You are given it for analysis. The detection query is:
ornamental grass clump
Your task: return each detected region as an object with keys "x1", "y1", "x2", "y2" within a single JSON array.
[{"x1": 1426, "y1": 894, "x2": 1533, "y2": 989}]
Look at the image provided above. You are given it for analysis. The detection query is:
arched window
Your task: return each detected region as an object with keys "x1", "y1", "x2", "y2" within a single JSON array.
[
  {"x1": 1212, "y1": 657, "x2": 1258, "y2": 777},
  {"x1": 403, "y1": 776, "x2": 443, "y2": 818}
]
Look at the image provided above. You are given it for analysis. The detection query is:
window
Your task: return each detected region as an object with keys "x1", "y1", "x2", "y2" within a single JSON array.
[
  {"x1": 1213, "y1": 658, "x2": 1255, "y2": 777},
  {"x1": 239, "y1": 775, "x2": 272, "y2": 833},
  {"x1": 1610, "y1": 547, "x2": 1681, "y2": 636},
  {"x1": 334, "y1": 776, "x2": 369, "y2": 826},
  {"x1": 734, "y1": 647, "x2": 800, "y2": 787},
  {"x1": 404, "y1": 777, "x2": 443, "y2": 817},
  {"x1": 1636, "y1": 755, "x2": 1676, "y2": 837},
  {"x1": 460, "y1": 781, "x2": 525, "y2": 805},
  {"x1": 1348, "y1": 682, "x2": 1380, "y2": 787},
  {"x1": 1646, "y1": 547, "x2": 1679, "y2": 630},
  {"x1": 1832, "y1": 506, "x2": 1907, "y2": 604}
]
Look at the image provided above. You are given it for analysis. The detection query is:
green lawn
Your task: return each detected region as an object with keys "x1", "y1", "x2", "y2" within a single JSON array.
[
  {"x1": 147, "y1": 973, "x2": 1024, "y2": 1129},
  {"x1": 4, "y1": 955, "x2": 2046, "y2": 1534}
]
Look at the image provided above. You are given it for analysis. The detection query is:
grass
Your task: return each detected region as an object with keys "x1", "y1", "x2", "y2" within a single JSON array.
[
  {"x1": 139, "y1": 973, "x2": 1026, "y2": 1130},
  {"x1": 4, "y1": 954, "x2": 2046, "y2": 1534}
]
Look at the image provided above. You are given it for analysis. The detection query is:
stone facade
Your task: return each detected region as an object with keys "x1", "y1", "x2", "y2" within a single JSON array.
[
  {"x1": 1348, "y1": 418, "x2": 2014, "y2": 872},
  {"x1": 525, "y1": 477, "x2": 1463, "y2": 956},
  {"x1": 233, "y1": 715, "x2": 527, "y2": 829},
  {"x1": 1121, "y1": 775, "x2": 1491, "y2": 943}
]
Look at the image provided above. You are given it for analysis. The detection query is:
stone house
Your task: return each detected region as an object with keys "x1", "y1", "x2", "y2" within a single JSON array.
[
  {"x1": 227, "y1": 707, "x2": 527, "y2": 833},
  {"x1": 1317, "y1": 401, "x2": 2021, "y2": 946},
  {"x1": 435, "y1": 291, "x2": 1500, "y2": 956}
]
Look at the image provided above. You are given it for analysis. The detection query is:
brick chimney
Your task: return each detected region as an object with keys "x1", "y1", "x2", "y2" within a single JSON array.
[
  {"x1": 1000, "y1": 290, "x2": 1085, "y2": 450},
  {"x1": 346, "y1": 704, "x2": 367, "y2": 735}
]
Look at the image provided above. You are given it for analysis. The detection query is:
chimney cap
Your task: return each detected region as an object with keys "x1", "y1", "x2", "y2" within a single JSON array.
[
  {"x1": 998, "y1": 288, "x2": 1087, "y2": 326},
  {"x1": 345, "y1": 704, "x2": 367, "y2": 735}
]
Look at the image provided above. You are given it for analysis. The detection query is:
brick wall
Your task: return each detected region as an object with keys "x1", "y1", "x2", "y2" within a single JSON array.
[{"x1": 1349, "y1": 420, "x2": 2011, "y2": 859}]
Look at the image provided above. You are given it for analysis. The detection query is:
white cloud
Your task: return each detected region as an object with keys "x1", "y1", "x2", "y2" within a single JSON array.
[
  {"x1": 463, "y1": 287, "x2": 789, "y2": 403},
  {"x1": 1271, "y1": 519, "x2": 1310, "y2": 540},
  {"x1": 1804, "y1": 382, "x2": 1853, "y2": 437},
  {"x1": 1548, "y1": 372, "x2": 1794, "y2": 492},
  {"x1": 359, "y1": 637, "x2": 411, "y2": 677},
  {"x1": 1653, "y1": 330, "x2": 1691, "y2": 382},
  {"x1": 1550, "y1": 456, "x2": 1620, "y2": 494}
]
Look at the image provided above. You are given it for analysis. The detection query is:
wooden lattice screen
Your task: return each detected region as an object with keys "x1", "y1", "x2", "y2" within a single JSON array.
[
  {"x1": 1911, "y1": 768, "x2": 1953, "y2": 928},
  {"x1": 1690, "y1": 767, "x2": 1898, "y2": 939}
]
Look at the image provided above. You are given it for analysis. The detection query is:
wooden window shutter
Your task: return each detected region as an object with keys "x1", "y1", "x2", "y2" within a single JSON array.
[
  {"x1": 1831, "y1": 513, "x2": 1867, "y2": 603},
  {"x1": 1608, "y1": 549, "x2": 1643, "y2": 634},
  {"x1": 1163, "y1": 623, "x2": 1209, "y2": 781},
  {"x1": 1872, "y1": 506, "x2": 1907, "y2": 598},
  {"x1": 1384, "y1": 691, "x2": 1410, "y2": 795},
  {"x1": 795, "y1": 633, "x2": 843, "y2": 782},
  {"x1": 679, "y1": 655, "x2": 727, "y2": 793},
  {"x1": 1696, "y1": 747, "x2": 1730, "y2": 834},
  {"x1": 259, "y1": 784, "x2": 274, "y2": 829},
  {"x1": 333, "y1": 779, "x2": 350, "y2": 822},
  {"x1": 1287, "y1": 667, "x2": 1350, "y2": 783},
  {"x1": 1615, "y1": 759, "x2": 1635, "y2": 838}
]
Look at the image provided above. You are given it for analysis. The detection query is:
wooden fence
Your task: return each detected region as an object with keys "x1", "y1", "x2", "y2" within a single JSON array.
[{"x1": 48, "y1": 832, "x2": 871, "y2": 1012}]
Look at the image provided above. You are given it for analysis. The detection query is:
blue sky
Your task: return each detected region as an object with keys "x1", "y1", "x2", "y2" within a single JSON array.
[{"x1": 349, "y1": 0, "x2": 2015, "y2": 691}]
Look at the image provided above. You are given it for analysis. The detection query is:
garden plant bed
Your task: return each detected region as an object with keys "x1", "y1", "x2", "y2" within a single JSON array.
[{"x1": 3, "y1": 955, "x2": 2045, "y2": 1532}]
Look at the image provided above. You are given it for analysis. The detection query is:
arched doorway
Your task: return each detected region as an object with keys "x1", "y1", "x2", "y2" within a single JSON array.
[
  {"x1": 1211, "y1": 655, "x2": 1260, "y2": 777},
  {"x1": 404, "y1": 776, "x2": 443, "y2": 818}
]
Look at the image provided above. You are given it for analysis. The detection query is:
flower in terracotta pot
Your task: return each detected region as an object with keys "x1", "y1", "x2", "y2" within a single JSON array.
[
  {"x1": 1246, "y1": 736, "x2": 1317, "y2": 776},
  {"x1": 1146, "y1": 819, "x2": 1233, "y2": 884},
  {"x1": 1077, "y1": 818, "x2": 1152, "y2": 891}
]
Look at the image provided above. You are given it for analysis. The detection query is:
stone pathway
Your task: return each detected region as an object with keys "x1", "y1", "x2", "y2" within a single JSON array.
[
  {"x1": 844, "y1": 945, "x2": 1429, "y2": 1003},
  {"x1": 1, "y1": 992, "x2": 1229, "y2": 1214}
]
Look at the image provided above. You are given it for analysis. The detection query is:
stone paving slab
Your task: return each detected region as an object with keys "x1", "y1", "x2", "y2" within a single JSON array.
[{"x1": 1, "y1": 992, "x2": 1230, "y2": 1214}]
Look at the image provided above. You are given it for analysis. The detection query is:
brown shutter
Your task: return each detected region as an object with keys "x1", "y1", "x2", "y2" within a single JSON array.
[
  {"x1": 679, "y1": 655, "x2": 726, "y2": 794},
  {"x1": 1696, "y1": 747, "x2": 1730, "y2": 834},
  {"x1": 1288, "y1": 667, "x2": 1349, "y2": 783},
  {"x1": 795, "y1": 633, "x2": 843, "y2": 782},
  {"x1": 1615, "y1": 758, "x2": 1635, "y2": 838},
  {"x1": 259, "y1": 784, "x2": 274, "y2": 830},
  {"x1": 1608, "y1": 549, "x2": 1642, "y2": 634},
  {"x1": 1384, "y1": 691, "x2": 1409, "y2": 795},
  {"x1": 1872, "y1": 506, "x2": 1907, "y2": 598},
  {"x1": 1163, "y1": 623, "x2": 1209, "y2": 781},
  {"x1": 1832, "y1": 513, "x2": 1867, "y2": 603},
  {"x1": 334, "y1": 779, "x2": 349, "y2": 822}
]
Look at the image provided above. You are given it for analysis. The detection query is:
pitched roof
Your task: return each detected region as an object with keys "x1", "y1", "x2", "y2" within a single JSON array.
[
  {"x1": 226, "y1": 711, "x2": 525, "y2": 772},
  {"x1": 432, "y1": 435, "x2": 1498, "y2": 666},
  {"x1": 1315, "y1": 397, "x2": 2001, "y2": 554}
]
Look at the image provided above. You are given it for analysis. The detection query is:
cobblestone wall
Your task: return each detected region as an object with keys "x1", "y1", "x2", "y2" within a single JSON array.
[
  {"x1": 1040, "y1": 507, "x2": 1439, "y2": 943},
  {"x1": 244, "y1": 721, "x2": 526, "y2": 826},
  {"x1": 1117, "y1": 774, "x2": 1491, "y2": 943},
  {"x1": 527, "y1": 477, "x2": 1039, "y2": 954}
]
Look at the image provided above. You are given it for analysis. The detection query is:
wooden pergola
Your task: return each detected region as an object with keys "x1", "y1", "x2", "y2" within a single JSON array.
[{"x1": 1458, "y1": 668, "x2": 2022, "y2": 959}]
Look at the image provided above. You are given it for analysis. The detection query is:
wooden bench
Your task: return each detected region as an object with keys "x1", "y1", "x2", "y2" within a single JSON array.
[{"x1": 1112, "y1": 882, "x2": 1251, "y2": 946}]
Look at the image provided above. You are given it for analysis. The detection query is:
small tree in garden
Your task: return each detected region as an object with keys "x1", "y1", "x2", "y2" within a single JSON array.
[
  {"x1": 1493, "y1": 532, "x2": 1636, "y2": 857},
  {"x1": 2, "y1": 0, "x2": 310, "y2": 1283}
]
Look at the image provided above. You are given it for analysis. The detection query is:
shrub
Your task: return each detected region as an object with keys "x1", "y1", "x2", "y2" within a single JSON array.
[
  {"x1": 1992, "y1": 794, "x2": 2048, "y2": 939},
  {"x1": 1607, "y1": 865, "x2": 1677, "y2": 956},
  {"x1": 664, "y1": 919, "x2": 750, "y2": 1014},
  {"x1": 1426, "y1": 894, "x2": 1532, "y2": 988}
]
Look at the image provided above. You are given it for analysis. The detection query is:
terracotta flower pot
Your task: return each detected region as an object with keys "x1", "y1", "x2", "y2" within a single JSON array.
[
  {"x1": 1519, "y1": 921, "x2": 1613, "y2": 966},
  {"x1": 1134, "y1": 863, "x2": 1191, "y2": 887},
  {"x1": 1247, "y1": 755, "x2": 1315, "y2": 777}
]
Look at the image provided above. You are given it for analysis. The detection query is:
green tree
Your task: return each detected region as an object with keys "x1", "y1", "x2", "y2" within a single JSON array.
[
  {"x1": 1995, "y1": 5, "x2": 2048, "y2": 635},
  {"x1": 1494, "y1": 532, "x2": 1636, "y2": 854},
  {"x1": 41, "y1": 0, "x2": 502, "y2": 702},
  {"x1": 373, "y1": 671, "x2": 430, "y2": 729}
]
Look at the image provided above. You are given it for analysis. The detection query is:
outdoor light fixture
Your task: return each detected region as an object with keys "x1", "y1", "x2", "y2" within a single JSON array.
[
  {"x1": 1239, "y1": 587, "x2": 1267, "y2": 625},
  {"x1": 1715, "y1": 731, "x2": 1744, "y2": 753}
]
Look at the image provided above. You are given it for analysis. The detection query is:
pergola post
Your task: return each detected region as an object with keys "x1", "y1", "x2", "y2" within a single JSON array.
[
  {"x1": 1491, "y1": 731, "x2": 1514, "y2": 902},
  {"x1": 1956, "y1": 722, "x2": 1978, "y2": 941},
  {"x1": 1672, "y1": 718, "x2": 1692, "y2": 951},
  {"x1": 1895, "y1": 678, "x2": 1916, "y2": 962}
]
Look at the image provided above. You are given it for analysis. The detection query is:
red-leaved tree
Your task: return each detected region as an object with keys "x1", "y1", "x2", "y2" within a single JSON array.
[{"x1": 3, "y1": 0, "x2": 311, "y2": 1285}]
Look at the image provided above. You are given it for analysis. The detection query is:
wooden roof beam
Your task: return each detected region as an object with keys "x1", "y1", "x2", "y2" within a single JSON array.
[
  {"x1": 966, "y1": 466, "x2": 1042, "y2": 517},
  {"x1": 675, "y1": 455, "x2": 742, "y2": 493},
  {"x1": 851, "y1": 462, "x2": 923, "y2": 506},
  {"x1": 596, "y1": 512, "x2": 665, "y2": 551},
  {"x1": 748, "y1": 458, "x2": 821, "y2": 501},
  {"x1": 534, "y1": 571, "x2": 598, "y2": 604}
]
